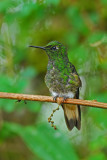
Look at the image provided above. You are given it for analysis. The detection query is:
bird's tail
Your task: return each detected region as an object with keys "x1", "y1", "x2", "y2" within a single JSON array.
[{"x1": 62, "y1": 103, "x2": 81, "y2": 130}]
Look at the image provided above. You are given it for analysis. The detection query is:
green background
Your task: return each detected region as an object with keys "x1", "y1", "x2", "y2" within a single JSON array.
[{"x1": 0, "y1": 0, "x2": 107, "y2": 159}]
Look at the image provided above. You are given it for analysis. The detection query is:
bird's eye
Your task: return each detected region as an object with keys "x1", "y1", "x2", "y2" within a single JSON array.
[{"x1": 51, "y1": 46, "x2": 59, "y2": 50}]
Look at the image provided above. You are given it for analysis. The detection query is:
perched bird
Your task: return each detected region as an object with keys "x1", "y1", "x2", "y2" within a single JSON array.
[{"x1": 29, "y1": 41, "x2": 82, "y2": 130}]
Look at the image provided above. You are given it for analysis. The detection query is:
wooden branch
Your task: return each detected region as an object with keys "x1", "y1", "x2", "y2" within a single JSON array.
[{"x1": 0, "y1": 92, "x2": 107, "y2": 109}]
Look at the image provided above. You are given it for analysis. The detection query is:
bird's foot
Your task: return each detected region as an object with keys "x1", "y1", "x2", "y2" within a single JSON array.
[
  {"x1": 53, "y1": 95, "x2": 69, "y2": 105},
  {"x1": 53, "y1": 95, "x2": 59, "y2": 101},
  {"x1": 62, "y1": 96, "x2": 69, "y2": 102},
  {"x1": 53, "y1": 95, "x2": 63, "y2": 105}
]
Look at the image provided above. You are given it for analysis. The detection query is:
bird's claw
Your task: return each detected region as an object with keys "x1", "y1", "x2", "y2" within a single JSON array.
[
  {"x1": 62, "y1": 96, "x2": 69, "y2": 102},
  {"x1": 53, "y1": 96, "x2": 69, "y2": 105},
  {"x1": 53, "y1": 95, "x2": 59, "y2": 101}
]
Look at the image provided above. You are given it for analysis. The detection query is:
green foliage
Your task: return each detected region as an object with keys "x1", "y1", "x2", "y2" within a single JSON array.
[
  {"x1": 0, "y1": 122, "x2": 78, "y2": 160},
  {"x1": 0, "y1": 0, "x2": 107, "y2": 159},
  {"x1": 0, "y1": 67, "x2": 37, "y2": 112},
  {"x1": 26, "y1": 101, "x2": 41, "y2": 112},
  {"x1": 21, "y1": 124, "x2": 78, "y2": 160}
]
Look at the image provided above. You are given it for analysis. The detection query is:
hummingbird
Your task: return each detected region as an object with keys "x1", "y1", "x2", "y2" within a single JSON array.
[{"x1": 29, "y1": 41, "x2": 82, "y2": 130}]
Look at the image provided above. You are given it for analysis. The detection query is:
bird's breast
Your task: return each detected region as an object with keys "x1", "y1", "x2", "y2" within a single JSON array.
[{"x1": 45, "y1": 67, "x2": 77, "y2": 94}]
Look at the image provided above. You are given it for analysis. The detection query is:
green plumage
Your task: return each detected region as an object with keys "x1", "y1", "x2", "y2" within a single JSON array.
[
  {"x1": 29, "y1": 41, "x2": 82, "y2": 131},
  {"x1": 44, "y1": 41, "x2": 81, "y2": 94}
]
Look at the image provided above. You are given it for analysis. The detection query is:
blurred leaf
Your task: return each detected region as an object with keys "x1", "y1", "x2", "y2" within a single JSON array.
[
  {"x1": 89, "y1": 92, "x2": 107, "y2": 103},
  {"x1": 89, "y1": 12, "x2": 100, "y2": 24},
  {"x1": 45, "y1": 0, "x2": 60, "y2": 6},
  {"x1": 66, "y1": 6, "x2": 89, "y2": 34},
  {"x1": 88, "y1": 153, "x2": 106, "y2": 160},
  {"x1": 68, "y1": 45, "x2": 89, "y2": 67},
  {"x1": 64, "y1": 31, "x2": 79, "y2": 47},
  {"x1": 95, "y1": 109, "x2": 107, "y2": 127},
  {"x1": 0, "y1": 68, "x2": 36, "y2": 111},
  {"x1": 20, "y1": 124, "x2": 79, "y2": 160},
  {"x1": 0, "y1": 122, "x2": 79, "y2": 160},
  {"x1": 0, "y1": 99, "x2": 15, "y2": 112},
  {"x1": 0, "y1": 122, "x2": 21, "y2": 142},
  {"x1": 89, "y1": 135, "x2": 107, "y2": 151},
  {"x1": 88, "y1": 32, "x2": 107, "y2": 44},
  {"x1": 101, "y1": 0, "x2": 107, "y2": 5},
  {"x1": 26, "y1": 101, "x2": 42, "y2": 112},
  {"x1": 98, "y1": 61, "x2": 107, "y2": 70},
  {"x1": 0, "y1": 0, "x2": 12, "y2": 13},
  {"x1": 0, "y1": 74, "x2": 27, "y2": 93},
  {"x1": 21, "y1": 66, "x2": 37, "y2": 79}
]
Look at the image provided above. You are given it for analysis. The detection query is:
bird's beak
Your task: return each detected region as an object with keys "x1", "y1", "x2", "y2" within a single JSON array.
[{"x1": 29, "y1": 45, "x2": 45, "y2": 50}]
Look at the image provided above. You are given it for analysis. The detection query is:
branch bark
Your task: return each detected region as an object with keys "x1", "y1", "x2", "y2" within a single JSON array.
[{"x1": 0, "y1": 92, "x2": 107, "y2": 109}]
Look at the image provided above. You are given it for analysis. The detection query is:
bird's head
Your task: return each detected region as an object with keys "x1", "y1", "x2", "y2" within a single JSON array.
[{"x1": 29, "y1": 41, "x2": 67, "y2": 59}]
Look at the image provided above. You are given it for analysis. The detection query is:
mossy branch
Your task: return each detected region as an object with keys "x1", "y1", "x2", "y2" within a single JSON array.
[{"x1": 0, "y1": 92, "x2": 107, "y2": 109}]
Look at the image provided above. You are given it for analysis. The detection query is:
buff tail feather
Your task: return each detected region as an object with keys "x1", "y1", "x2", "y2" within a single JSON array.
[{"x1": 62, "y1": 104, "x2": 81, "y2": 130}]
